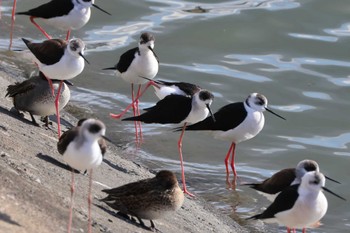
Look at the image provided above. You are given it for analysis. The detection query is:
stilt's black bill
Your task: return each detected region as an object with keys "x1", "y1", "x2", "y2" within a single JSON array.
[
  {"x1": 92, "y1": 4, "x2": 111, "y2": 15},
  {"x1": 206, "y1": 104, "x2": 216, "y2": 122},
  {"x1": 325, "y1": 175, "x2": 341, "y2": 184},
  {"x1": 79, "y1": 52, "x2": 90, "y2": 65},
  {"x1": 265, "y1": 107, "x2": 286, "y2": 120},
  {"x1": 322, "y1": 187, "x2": 346, "y2": 201},
  {"x1": 102, "y1": 135, "x2": 112, "y2": 143}
]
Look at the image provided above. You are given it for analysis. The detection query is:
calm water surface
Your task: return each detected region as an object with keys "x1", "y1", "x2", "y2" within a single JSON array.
[{"x1": 1, "y1": 0, "x2": 350, "y2": 232}]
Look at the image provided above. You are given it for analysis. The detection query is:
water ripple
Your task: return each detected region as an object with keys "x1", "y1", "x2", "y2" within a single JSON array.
[{"x1": 278, "y1": 133, "x2": 350, "y2": 149}]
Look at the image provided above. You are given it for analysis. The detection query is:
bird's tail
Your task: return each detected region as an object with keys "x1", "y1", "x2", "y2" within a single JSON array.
[{"x1": 102, "y1": 67, "x2": 116, "y2": 70}]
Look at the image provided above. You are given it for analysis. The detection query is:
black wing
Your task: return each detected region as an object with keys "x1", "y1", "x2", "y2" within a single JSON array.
[
  {"x1": 122, "y1": 95, "x2": 192, "y2": 124},
  {"x1": 16, "y1": 0, "x2": 74, "y2": 19},
  {"x1": 249, "y1": 184, "x2": 299, "y2": 220},
  {"x1": 22, "y1": 38, "x2": 67, "y2": 65},
  {"x1": 6, "y1": 79, "x2": 36, "y2": 98},
  {"x1": 182, "y1": 102, "x2": 247, "y2": 131},
  {"x1": 115, "y1": 47, "x2": 139, "y2": 73},
  {"x1": 245, "y1": 168, "x2": 296, "y2": 194},
  {"x1": 57, "y1": 127, "x2": 79, "y2": 155},
  {"x1": 156, "y1": 80, "x2": 201, "y2": 96}
]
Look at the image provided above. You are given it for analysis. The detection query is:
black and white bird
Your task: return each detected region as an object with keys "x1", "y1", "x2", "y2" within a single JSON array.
[
  {"x1": 180, "y1": 93, "x2": 286, "y2": 180},
  {"x1": 104, "y1": 32, "x2": 159, "y2": 143},
  {"x1": 111, "y1": 76, "x2": 201, "y2": 119},
  {"x1": 57, "y1": 118, "x2": 109, "y2": 233},
  {"x1": 22, "y1": 37, "x2": 89, "y2": 137},
  {"x1": 17, "y1": 0, "x2": 110, "y2": 40},
  {"x1": 244, "y1": 159, "x2": 340, "y2": 201},
  {"x1": 100, "y1": 170, "x2": 184, "y2": 231},
  {"x1": 248, "y1": 171, "x2": 346, "y2": 233},
  {"x1": 123, "y1": 90, "x2": 215, "y2": 196},
  {"x1": 5, "y1": 72, "x2": 71, "y2": 127}
]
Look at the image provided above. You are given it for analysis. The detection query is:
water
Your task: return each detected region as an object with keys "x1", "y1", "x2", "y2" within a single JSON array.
[{"x1": 1, "y1": 0, "x2": 350, "y2": 232}]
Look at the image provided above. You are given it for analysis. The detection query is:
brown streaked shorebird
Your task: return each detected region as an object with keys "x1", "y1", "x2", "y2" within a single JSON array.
[
  {"x1": 122, "y1": 90, "x2": 215, "y2": 197},
  {"x1": 22, "y1": 37, "x2": 89, "y2": 138},
  {"x1": 100, "y1": 170, "x2": 184, "y2": 231},
  {"x1": 5, "y1": 72, "x2": 71, "y2": 127},
  {"x1": 244, "y1": 159, "x2": 340, "y2": 201},
  {"x1": 57, "y1": 118, "x2": 109, "y2": 233}
]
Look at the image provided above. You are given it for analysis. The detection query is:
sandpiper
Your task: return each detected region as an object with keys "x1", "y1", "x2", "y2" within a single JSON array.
[
  {"x1": 248, "y1": 171, "x2": 346, "y2": 233},
  {"x1": 104, "y1": 32, "x2": 159, "y2": 143},
  {"x1": 244, "y1": 159, "x2": 340, "y2": 201},
  {"x1": 57, "y1": 118, "x2": 108, "y2": 233},
  {"x1": 22, "y1": 37, "x2": 88, "y2": 137},
  {"x1": 100, "y1": 170, "x2": 184, "y2": 231},
  {"x1": 123, "y1": 90, "x2": 215, "y2": 196},
  {"x1": 5, "y1": 72, "x2": 71, "y2": 127},
  {"x1": 181, "y1": 93, "x2": 286, "y2": 182},
  {"x1": 16, "y1": 0, "x2": 110, "y2": 40}
]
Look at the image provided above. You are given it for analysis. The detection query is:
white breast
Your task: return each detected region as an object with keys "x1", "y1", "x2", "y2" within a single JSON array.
[
  {"x1": 39, "y1": 50, "x2": 85, "y2": 80},
  {"x1": 46, "y1": 7, "x2": 91, "y2": 31},
  {"x1": 119, "y1": 50, "x2": 159, "y2": 84},
  {"x1": 275, "y1": 192, "x2": 327, "y2": 228},
  {"x1": 63, "y1": 140, "x2": 102, "y2": 171},
  {"x1": 214, "y1": 110, "x2": 265, "y2": 143}
]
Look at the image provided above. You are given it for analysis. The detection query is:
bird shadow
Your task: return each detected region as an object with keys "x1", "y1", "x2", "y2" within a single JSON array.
[
  {"x1": 0, "y1": 106, "x2": 73, "y2": 129},
  {"x1": 102, "y1": 158, "x2": 129, "y2": 174},
  {"x1": 0, "y1": 212, "x2": 21, "y2": 227},
  {"x1": 36, "y1": 153, "x2": 80, "y2": 174},
  {"x1": 94, "y1": 204, "x2": 154, "y2": 232},
  {"x1": 0, "y1": 106, "x2": 34, "y2": 126}
]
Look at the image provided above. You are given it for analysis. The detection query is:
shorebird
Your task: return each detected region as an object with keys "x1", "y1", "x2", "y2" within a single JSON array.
[
  {"x1": 103, "y1": 32, "x2": 159, "y2": 143},
  {"x1": 180, "y1": 93, "x2": 286, "y2": 182},
  {"x1": 5, "y1": 72, "x2": 71, "y2": 127},
  {"x1": 123, "y1": 90, "x2": 215, "y2": 196},
  {"x1": 248, "y1": 171, "x2": 346, "y2": 233},
  {"x1": 110, "y1": 77, "x2": 202, "y2": 118},
  {"x1": 22, "y1": 37, "x2": 88, "y2": 137},
  {"x1": 100, "y1": 170, "x2": 184, "y2": 231},
  {"x1": 57, "y1": 118, "x2": 109, "y2": 233},
  {"x1": 244, "y1": 159, "x2": 340, "y2": 201},
  {"x1": 16, "y1": 0, "x2": 110, "y2": 40}
]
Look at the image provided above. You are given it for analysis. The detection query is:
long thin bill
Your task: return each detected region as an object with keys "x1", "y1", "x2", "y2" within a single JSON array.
[
  {"x1": 322, "y1": 187, "x2": 346, "y2": 201},
  {"x1": 206, "y1": 104, "x2": 216, "y2": 122},
  {"x1": 92, "y1": 4, "x2": 111, "y2": 15},
  {"x1": 265, "y1": 107, "x2": 286, "y2": 120},
  {"x1": 79, "y1": 52, "x2": 90, "y2": 65},
  {"x1": 325, "y1": 175, "x2": 341, "y2": 184},
  {"x1": 102, "y1": 135, "x2": 112, "y2": 143}
]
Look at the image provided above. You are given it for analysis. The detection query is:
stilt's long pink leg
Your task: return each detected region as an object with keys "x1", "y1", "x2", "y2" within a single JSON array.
[
  {"x1": 130, "y1": 84, "x2": 139, "y2": 144},
  {"x1": 88, "y1": 169, "x2": 93, "y2": 233},
  {"x1": 67, "y1": 168, "x2": 75, "y2": 233},
  {"x1": 178, "y1": 123, "x2": 194, "y2": 197},
  {"x1": 230, "y1": 143, "x2": 237, "y2": 177},
  {"x1": 110, "y1": 81, "x2": 159, "y2": 119},
  {"x1": 136, "y1": 84, "x2": 143, "y2": 143},
  {"x1": 66, "y1": 30, "x2": 71, "y2": 41},
  {"x1": 224, "y1": 143, "x2": 235, "y2": 175},
  {"x1": 55, "y1": 81, "x2": 63, "y2": 138},
  {"x1": 8, "y1": 0, "x2": 17, "y2": 50},
  {"x1": 30, "y1": 16, "x2": 52, "y2": 39}
]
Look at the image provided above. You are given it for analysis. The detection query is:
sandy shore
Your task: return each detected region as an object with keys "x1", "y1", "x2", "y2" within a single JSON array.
[{"x1": 0, "y1": 60, "x2": 269, "y2": 233}]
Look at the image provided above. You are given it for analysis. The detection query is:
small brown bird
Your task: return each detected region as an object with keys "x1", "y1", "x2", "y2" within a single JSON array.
[
  {"x1": 100, "y1": 170, "x2": 184, "y2": 231},
  {"x1": 5, "y1": 72, "x2": 71, "y2": 127}
]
